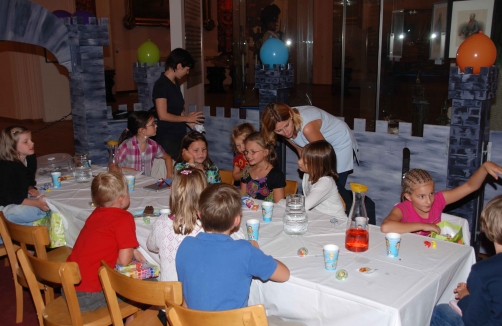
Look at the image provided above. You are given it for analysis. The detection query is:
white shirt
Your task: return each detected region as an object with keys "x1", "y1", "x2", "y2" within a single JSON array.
[{"x1": 302, "y1": 174, "x2": 347, "y2": 219}]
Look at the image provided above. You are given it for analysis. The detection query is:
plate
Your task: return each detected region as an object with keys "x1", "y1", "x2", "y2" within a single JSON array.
[{"x1": 131, "y1": 208, "x2": 160, "y2": 218}]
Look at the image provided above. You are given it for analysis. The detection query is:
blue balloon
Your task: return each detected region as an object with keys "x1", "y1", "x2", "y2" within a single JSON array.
[{"x1": 260, "y1": 37, "x2": 289, "y2": 65}]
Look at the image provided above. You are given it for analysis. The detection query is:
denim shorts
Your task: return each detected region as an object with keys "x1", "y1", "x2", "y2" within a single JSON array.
[{"x1": 62, "y1": 290, "x2": 122, "y2": 312}]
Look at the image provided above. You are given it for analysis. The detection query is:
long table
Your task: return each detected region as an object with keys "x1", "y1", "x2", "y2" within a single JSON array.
[{"x1": 40, "y1": 168, "x2": 475, "y2": 326}]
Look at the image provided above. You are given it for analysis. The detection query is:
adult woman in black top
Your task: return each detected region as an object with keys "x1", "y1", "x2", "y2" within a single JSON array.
[{"x1": 152, "y1": 48, "x2": 205, "y2": 158}]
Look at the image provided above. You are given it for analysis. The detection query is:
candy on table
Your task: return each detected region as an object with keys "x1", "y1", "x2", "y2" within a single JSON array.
[
  {"x1": 156, "y1": 178, "x2": 169, "y2": 187},
  {"x1": 358, "y1": 267, "x2": 376, "y2": 274},
  {"x1": 242, "y1": 197, "x2": 255, "y2": 209},
  {"x1": 336, "y1": 269, "x2": 348, "y2": 280},
  {"x1": 431, "y1": 240, "x2": 437, "y2": 249},
  {"x1": 39, "y1": 183, "x2": 52, "y2": 191},
  {"x1": 424, "y1": 241, "x2": 431, "y2": 248},
  {"x1": 297, "y1": 247, "x2": 309, "y2": 257},
  {"x1": 251, "y1": 205, "x2": 259, "y2": 211}
]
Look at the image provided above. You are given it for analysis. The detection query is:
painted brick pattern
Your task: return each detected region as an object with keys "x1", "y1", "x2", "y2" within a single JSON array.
[{"x1": 133, "y1": 62, "x2": 166, "y2": 112}]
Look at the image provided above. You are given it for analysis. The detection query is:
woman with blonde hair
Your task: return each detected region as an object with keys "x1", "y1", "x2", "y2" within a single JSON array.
[{"x1": 261, "y1": 102, "x2": 358, "y2": 189}]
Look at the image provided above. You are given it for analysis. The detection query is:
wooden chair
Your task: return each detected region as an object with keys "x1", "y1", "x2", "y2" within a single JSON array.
[
  {"x1": 0, "y1": 211, "x2": 72, "y2": 323},
  {"x1": 99, "y1": 261, "x2": 183, "y2": 326},
  {"x1": 16, "y1": 248, "x2": 140, "y2": 326},
  {"x1": 166, "y1": 302, "x2": 269, "y2": 326},
  {"x1": 220, "y1": 169, "x2": 235, "y2": 185},
  {"x1": 284, "y1": 180, "x2": 298, "y2": 197}
]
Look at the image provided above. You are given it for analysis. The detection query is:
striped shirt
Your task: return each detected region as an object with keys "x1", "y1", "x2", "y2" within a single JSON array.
[{"x1": 117, "y1": 137, "x2": 165, "y2": 176}]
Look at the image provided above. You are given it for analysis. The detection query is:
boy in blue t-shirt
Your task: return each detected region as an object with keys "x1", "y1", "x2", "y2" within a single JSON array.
[{"x1": 176, "y1": 183, "x2": 290, "y2": 311}]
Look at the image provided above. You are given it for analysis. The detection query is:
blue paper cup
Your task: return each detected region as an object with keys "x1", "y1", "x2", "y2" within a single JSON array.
[
  {"x1": 125, "y1": 175, "x2": 135, "y2": 192},
  {"x1": 385, "y1": 233, "x2": 401, "y2": 258},
  {"x1": 246, "y1": 219, "x2": 260, "y2": 241},
  {"x1": 51, "y1": 172, "x2": 61, "y2": 188},
  {"x1": 261, "y1": 202, "x2": 274, "y2": 222},
  {"x1": 323, "y1": 244, "x2": 339, "y2": 271}
]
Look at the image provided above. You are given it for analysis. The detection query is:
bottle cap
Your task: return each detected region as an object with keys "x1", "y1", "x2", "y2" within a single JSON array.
[
  {"x1": 350, "y1": 183, "x2": 368, "y2": 193},
  {"x1": 107, "y1": 141, "x2": 119, "y2": 146}
]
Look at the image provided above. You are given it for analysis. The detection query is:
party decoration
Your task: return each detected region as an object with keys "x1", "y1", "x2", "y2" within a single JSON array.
[
  {"x1": 72, "y1": 10, "x2": 95, "y2": 25},
  {"x1": 137, "y1": 39, "x2": 160, "y2": 64},
  {"x1": 456, "y1": 32, "x2": 497, "y2": 74},
  {"x1": 52, "y1": 10, "x2": 71, "y2": 19},
  {"x1": 260, "y1": 36, "x2": 289, "y2": 65}
]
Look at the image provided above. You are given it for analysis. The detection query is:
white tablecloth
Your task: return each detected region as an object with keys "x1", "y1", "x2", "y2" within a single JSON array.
[{"x1": 40, "y1": 170, "x2": 475, "y2": 326}]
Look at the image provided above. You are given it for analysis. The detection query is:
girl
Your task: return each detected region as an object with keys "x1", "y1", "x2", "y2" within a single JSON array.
[
  {"x1": 116, "y1": 111, "x2": 173, "y2": 178},
  {"x1": 297, "y1": 140, "x2": 346, "y2": 218},
  {"x1": 230, "y1": 123, "x2": 256, "y2": 181},
  {"x1": 152, "y1": 48, "x2": 204, "y2": 158},
  {"x1": 381, "y1": 162, "x2": 502, "y2": 235},
  {"x1": 175, "y1": 131, "x2": 221, "y2": 184},
  {"x1": 0, "y1": 126, "x2": 48, "y2": 233},
  {"x1": 147, "y1": 167, "x2": 207, "y2": 281},
  {"x1": 240, "y1": 132, "x2": 285, "y2": 203}
]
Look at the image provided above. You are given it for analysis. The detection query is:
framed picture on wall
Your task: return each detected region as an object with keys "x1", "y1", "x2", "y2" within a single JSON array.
[
  {"x1": 123, "y1": 0, "x2": 170, "y2": 29},
  {"x1": 449, "y1": 0, "x2": 494, "y2": 58},
  {"x1": 430, "y1": 1, "x2": 448, "y2": 60}
]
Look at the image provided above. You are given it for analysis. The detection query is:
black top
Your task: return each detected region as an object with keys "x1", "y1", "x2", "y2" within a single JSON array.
[
  {"x1": 241, "y1": 166, "x2": 286, "y2": 202},
  {"x1": 0, "y1": 154, "x2": 37, "y2": 206},
  {"x1": 152, "y1": 74, "x2": 186, "y2": 136}
]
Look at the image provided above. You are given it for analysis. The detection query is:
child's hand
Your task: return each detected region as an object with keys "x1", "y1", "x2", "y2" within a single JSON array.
[
  {"x1": 454, "y1": 282, "x2": 469, "y2": 300},
  {"x1": 249, "y1": 240, "x2": 260, "y2": 248},
  {"x1": 483, "y1": 162, "x2": 502, "y2": 180},
  {"x1": 28, "y1": 187, "x2": 39, "y2": 197},
  {"x1": 182, "y1": 149, "x2": 194, "y2": 164},
  {"x1": 133, "y1": 249, "x2": 147, "y2": 263},
  {"x1": 423, "y1": 223, "x2": 441, "y2": 234},
  {"x1": 36, "y1": 196, "x2": 50, "y2": 211}
]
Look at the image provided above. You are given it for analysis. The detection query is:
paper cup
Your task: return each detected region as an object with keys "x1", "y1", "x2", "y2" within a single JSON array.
[
  {"x1": 125, "y1": 175, "x2": 135, "y2": 192},
  {"x1": 246, "y1": 219, "x2": 260, "y2": 241},
  {"x1": 355, "y1": 216, "x2": 367, "y2": 230},
  {"x1": 261, "y1": 202, "x2": 274, "y2": 222},
  {"x1": 385, "y1": 233, "x2": 401, "y2": 258},
  {"x1": 323, "y1": 244, "x2": 339, "y2": 271},
  {"x1": 159, "y1": 208, "x2": 171, "y2": 215},
  {"x1": 51, "y1": 172, "x2": 61, "y2": 188}
]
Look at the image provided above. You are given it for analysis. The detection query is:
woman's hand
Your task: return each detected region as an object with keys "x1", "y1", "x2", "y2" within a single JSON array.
[
  {"x1": 483, "y1": 162, "x2": 502, "y2": 180},
  {"x1": 185, "y1": 111, "x2": 205, "y2": 125},
  {"x1": 454, "y1": 282, "x2": 469, "y2": 300},
  {"x1": 133, "y1": 249, "x2": 147, "y2": 263},
  {"x1": 182, "y1": 149, "x2": 194, "y2": 164}
]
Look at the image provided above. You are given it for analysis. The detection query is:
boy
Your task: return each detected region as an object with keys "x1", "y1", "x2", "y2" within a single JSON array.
[
  {"x1": 430, "y1": 194, "x2": 502, "y2": 326},
  {"x1": 176, "y1": 183, "x2": 290, "y2": 311},
  {"x1": 67, "y1": 172, "x2": 145, "y2": 312}
]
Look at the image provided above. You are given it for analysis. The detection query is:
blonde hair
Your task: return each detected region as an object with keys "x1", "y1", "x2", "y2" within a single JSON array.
[
  {"x1": 0, "y1": 126, "x2": 31, "y2": 162},
  {"x1": 401, "y1": 169, "x2": 434, "y2": 201},
  {"x1": 230, "y1": 123, "x2": 256, "y2": 153},
  {"x1": 261, "y1": 102, "x2": 303, "y2": 145},
  {"x1": 244, "y1": 132, "x2": 278, "y2": 166},
  {"x1": 91, "y1": 172, "x2": 128, "y2": 207},
  {"x1": 170, "y1": 167, "x2": 208, "y2": 235},
  {"x1": 481, "y1": 195, "x2": 502, "y2": 245},
  {"x1": 302, "y1": 140, "x2": 338, "y2": 184}
]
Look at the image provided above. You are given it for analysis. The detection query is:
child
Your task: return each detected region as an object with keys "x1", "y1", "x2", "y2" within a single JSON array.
[
  {"x1": 0, "y1": 126, "x2": 48, "y2": 234},
  {"x1": 381, "y1": 162, "x2": 502, "y2": 235},
  {"x1": 117, "y1": 111, "x2": 173, "y2": 178},
  {"x1": 230, "y1": 123, "x2": 257, "y2": 181},
  {"x1": 66, "y1": 172, "x2": 145, "y2": 312},
  {"x1": 176, "y1": 183, "x2": 290, "y2": 311},
  {"x1": 430, "y1": 195, "x2": 502, "y2": 326},
  {"x1": 174, "y1": 131, "x2": 221, "y2": 184},
  {"x1": 296, "y1": 140, "x2": 346, "y2": 219},
  {"x1": 240, "y1": 132, "x2": 285, "y2": 203},
  {"x1": 147, "y1": 167, "x2": 207, "y2": 282}
]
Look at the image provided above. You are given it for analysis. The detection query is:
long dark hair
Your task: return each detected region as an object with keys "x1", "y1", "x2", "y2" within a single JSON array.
[
  {"x1": 302, "y1": 140, "x2": 338, "y2": 184},
  {"x1": 118, "y1": 111, "x2": 155, "y2": 145},
  {"x1": 176, "y1": 131, "x2": 215, "y2": 171}
]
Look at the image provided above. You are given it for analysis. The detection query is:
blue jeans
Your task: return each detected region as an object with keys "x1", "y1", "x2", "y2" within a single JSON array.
[
  {"x1": 430, "y1": 304, "x2": 464, "y2": 326},
  {"x1": 0, "y1": 204, "x2": 47, "y2": 244}
]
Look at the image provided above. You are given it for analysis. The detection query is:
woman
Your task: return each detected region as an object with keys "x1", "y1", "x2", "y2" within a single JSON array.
[
  {"x1": 152, "y1": 48, "x2": 205, "y2": 158},
  {"x1": 261, "y1": 102, "x2": 358, "y2": 190}
]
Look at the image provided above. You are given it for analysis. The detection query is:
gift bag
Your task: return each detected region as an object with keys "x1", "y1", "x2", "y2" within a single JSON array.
[
  {"x1": 431, "y1": 221, "x2": 463, "y2": 244},
  {"x1": 32, "y1": 210, "x2": 66, "y2": 248},
  {"x1": 115, "y1": 259, "x2": 160, "y2": 280}
]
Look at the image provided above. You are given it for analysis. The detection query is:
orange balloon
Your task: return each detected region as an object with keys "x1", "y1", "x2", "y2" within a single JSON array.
[{"x1": 456, "y1": 32, "x2": 497, "y2": 74}]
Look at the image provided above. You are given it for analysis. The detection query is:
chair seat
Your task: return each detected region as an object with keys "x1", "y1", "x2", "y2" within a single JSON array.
[
  {"x1": 47, "y1": 246, "x2": 72, "y2": 262},
  {"x1": 129, "y1": 310, "x2": 163, "y2": 326},
  {"x1": 44, "y1": 297, "x2": 140, "y2": 326}
]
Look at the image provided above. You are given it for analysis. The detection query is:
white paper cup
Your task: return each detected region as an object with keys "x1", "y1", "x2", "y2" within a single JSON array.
[
  {"x1": 159, "y1": 208, "x2": 171, "y2": 215},
  {"x1": 125, "y1": 175, "x2": 135, "y2": 192},
  {"x1": 51, "y1": 172, "x2": 61, "y2": 188},
  {"x1": 385, "y1": 233, "x2": 402, "y2": 258},
  {"x1": 323, "y1": 244, "x2": 339, "y2": 271},
  {"x1": 246, "y1": 219, "x2": 260, "y2": 241}
]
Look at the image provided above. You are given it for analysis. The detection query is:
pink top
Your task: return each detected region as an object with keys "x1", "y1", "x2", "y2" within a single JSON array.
[{"x1": 395, "y1": 191, "x2": 446, "y2": 236}]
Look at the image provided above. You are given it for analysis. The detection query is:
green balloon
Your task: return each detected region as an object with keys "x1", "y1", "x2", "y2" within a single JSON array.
[{"x1": 137, "y1": 39, "x2": 160, "y2": 64}]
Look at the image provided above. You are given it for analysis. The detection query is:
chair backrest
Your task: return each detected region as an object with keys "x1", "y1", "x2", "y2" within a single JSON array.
[
  {"x1": 1, "y1": 212, "x2": 51, "y2": 260},
  {"x1": 0, "y1": 212, "x2": 21, "y2": 283},
  {"x1": 98, "y1": 261, "x2": 183, "y2": 326},
  {"x1": 166, "y1": 303, "x2": 268, "y2": 326},
  {"x1": 220, "y1": 169, "x2": 235, "y2": 185},
  {"x1": 16, "y1": 247, "x2": 83, "y2": 326},
  {"x1": 284, "y1": 180, "x2": 298, "y2": 197}
]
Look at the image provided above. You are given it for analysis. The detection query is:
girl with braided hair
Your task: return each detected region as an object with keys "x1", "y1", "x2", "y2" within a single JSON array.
[{"x1": 381, "y1": 162, "x2": 502, "y2": 235}]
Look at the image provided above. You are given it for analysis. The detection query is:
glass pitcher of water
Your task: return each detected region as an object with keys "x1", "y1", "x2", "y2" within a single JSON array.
[
  {"x1": 283, "y1": 194, "x2": 308, "y2": 235},
  {"x1": 72, "y1": 155, "x2": 92, "y2": 183}
]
